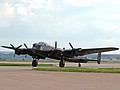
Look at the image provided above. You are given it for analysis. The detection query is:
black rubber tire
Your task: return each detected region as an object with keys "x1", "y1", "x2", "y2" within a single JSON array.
[
  {"x1": 32, "y1": 60, "x2": 38, "y2": 67},
  {"x1": 97, "y1": 60, "x2": 101, "y2": 64},
  {"x1": 59, "y1": 60, "x2": 65, "y2": 67}
]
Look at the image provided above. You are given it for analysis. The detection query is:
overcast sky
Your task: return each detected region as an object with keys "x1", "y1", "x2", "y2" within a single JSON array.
[{"x1": 0, "y1": 0, "x2": 120, "y2": 53}]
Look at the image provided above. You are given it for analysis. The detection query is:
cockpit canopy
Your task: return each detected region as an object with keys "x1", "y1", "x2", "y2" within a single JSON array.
[{"x1": 32, "y1": 42, "x2": 54, "y2": 50}]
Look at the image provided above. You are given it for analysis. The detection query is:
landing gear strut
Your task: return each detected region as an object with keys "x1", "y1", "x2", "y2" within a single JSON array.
[{"x1": 32, "y1": 60, "x2": 38, "y2": 67}]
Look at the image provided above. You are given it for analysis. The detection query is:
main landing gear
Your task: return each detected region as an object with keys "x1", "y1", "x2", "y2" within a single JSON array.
[
  {"x1": 59, "y1": 60, "x2": 82, "y2": 67},
  {"x1": 32, "y1": 60, "x2": 38, "y2": 67},
  {"x1": 59, "y1": 60, "x2": 65, "y2": 67}
]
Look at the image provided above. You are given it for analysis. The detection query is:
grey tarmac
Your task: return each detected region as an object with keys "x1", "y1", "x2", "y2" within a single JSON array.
[{"x1": 0, "y1": 63, "x2": 120, "y2": 90}]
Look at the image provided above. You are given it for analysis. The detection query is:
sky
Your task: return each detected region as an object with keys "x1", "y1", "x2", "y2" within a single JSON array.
[{"x1": 0, "y1": 0, "x2": 120, "y2": 53}]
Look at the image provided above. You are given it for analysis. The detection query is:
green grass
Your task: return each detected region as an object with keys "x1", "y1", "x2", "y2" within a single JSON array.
[
  {"x1": 0, "y1": 60, "x2": 31, "y2": 62},
  {"x1": 33, "y1": 67, "x2": 120, "y2": 73},
  {"x1": 0, "y1": 63, "x2": 54, "y2": 67}
]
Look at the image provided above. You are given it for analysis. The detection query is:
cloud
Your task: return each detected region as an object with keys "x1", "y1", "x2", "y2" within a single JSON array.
[
  {"x1": 64, "y1": 0, "x2": 120, "y2": 7},
  {"x1": 26, "y1": 0, "x2": 47, "y2": 9},
  {"x1": 64, "y1": 0, "x2": 98, "y2": 7},
  {"x1": 17, "y1": 6, "x2": 28, "y2": 16},
  {"x1": 17, "y1": 0, "x2": 55, "y2": 11},
  {"x1": 13, "y1": 0, "x2": 57, "y2": 22},
  {"x1": 0, "y1": 1, "x2": 14, "y2": 27},
  {"x1": 87, "y1": 6, "x2": 120, "y2": 32},
  {"x1": 0, "y1": 0, "x2": 120, "y2": 52}
]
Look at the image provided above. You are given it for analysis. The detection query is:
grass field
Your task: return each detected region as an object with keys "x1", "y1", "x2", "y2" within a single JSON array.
[
  {"x1": 33, "y1": 67, "x2": 120, "y2": 73},
  {"x1": 1, "y1": 60, "x2": 120, "y2": 73}
]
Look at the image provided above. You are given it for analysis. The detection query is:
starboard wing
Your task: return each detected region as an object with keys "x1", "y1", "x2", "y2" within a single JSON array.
[
  {"x1": 77, "y1": 47, "x2": 119, "y2": 56},
  {"x1": 63, "y1": 47, "x2": 119, "y2": 57}
]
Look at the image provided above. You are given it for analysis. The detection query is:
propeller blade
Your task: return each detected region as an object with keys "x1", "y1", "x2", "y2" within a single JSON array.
[
  {"x1": 16, "y1": 45, "x2": 22, "y2": 49},
  {"x1": 55, "y1": 41, "x2": 57, "y2": 50},
  {"x1": 10, "y1": 44, "x2": 15, "y2": 49},
  {"x1": 24, "y1": 43, "x2": 28, "y2": 49},
  {"x1": 69, "y1": 43, "x2": 74, "y2": 49},
  {"x1": 10, "y1": 44, "x2": 22, "y2": 49}
]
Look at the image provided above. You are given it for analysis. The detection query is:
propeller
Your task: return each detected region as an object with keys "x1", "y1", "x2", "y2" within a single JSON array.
[
  {"x1": 69, "y1": 43, "x2": 82, "y2": 56},
  {"x1": 24, "y1": 43, "x2": 37, "y2": 57},
  {"x1": 24, "y1": 43, "x2": 29, "y2": 57},
  {"x1": 69, "y1": 43, "x2": 74, "y2": 49},
  {"x1": 10, "y1": 44, "x2": 22, "y2": 57},
  {"x1": 10, "y1": 44, "x2": 15, "y2": 49},
  {"x1": 69, "y1": 42, "x2": 76, "y2": 57},
  {"x1": 24, "y1": 43, "x2": 28, "y2": 49},
  {"x1": 16, "y1": 45, "x2": 22, "y2": 49},
  {"x1": 10, "y1": 44, "x2": 22, "y2": 50}
]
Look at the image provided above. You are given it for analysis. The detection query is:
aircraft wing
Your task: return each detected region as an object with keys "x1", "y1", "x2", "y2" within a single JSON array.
[
  {"x1": 64, "y1": 47, "x2": 119, "y2": 56},
  {"x1": 1, "y1": 46, "x2": 14, "y2": 49},
  {"x1": 1, "y1": 45, "x2": 30, "y2": 55},
  {"x1": 80, "y1": 47, "x2": 119, "y2": 55}
]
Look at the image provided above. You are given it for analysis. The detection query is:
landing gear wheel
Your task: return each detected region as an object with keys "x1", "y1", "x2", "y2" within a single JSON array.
[
  {"x1": 32, "y1": 60, "x2": 38, "y2": 67},
  {"x1": 78, "y1": 63, "x2": 81, "y2": 67},
  {"x1": 59, "y1": 60, "x2": 65, "y2": 67},
  {"x1": 97, "y1": 60, "x2": 101, "y2": 64}
]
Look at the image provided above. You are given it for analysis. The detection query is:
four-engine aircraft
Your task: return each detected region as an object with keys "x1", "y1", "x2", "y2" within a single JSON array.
[{"x1": 1, "y1": 42, "x2": 119, "y2": 67}]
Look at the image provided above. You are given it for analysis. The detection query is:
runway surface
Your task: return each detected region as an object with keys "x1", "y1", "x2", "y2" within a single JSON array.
[{"x1": 0, "y1": 62, "x2": 120, "y2": 90}]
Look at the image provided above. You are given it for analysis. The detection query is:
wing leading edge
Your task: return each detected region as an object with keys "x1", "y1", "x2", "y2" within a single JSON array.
[{"x1": 79, "y1": 47, "x2": 119, "y2": 56}]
